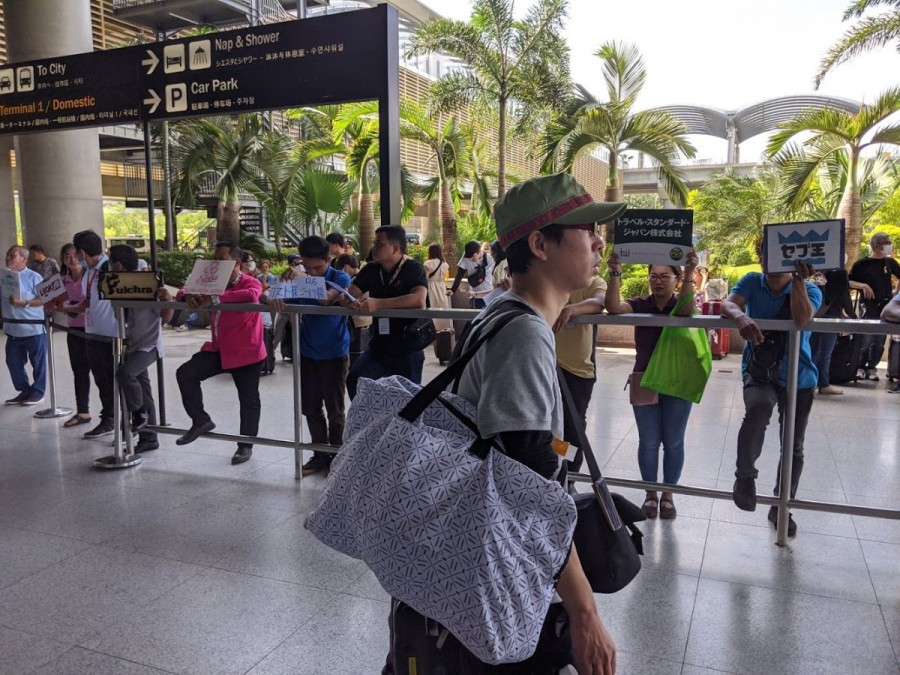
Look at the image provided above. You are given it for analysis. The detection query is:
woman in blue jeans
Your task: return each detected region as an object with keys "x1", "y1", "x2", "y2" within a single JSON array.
[
  {"x1": 605, "y1": 250, "x2": 699, "y2": 519},
  {"x1": 809, "y1": 269, "x2": 855, "y2": 395}
]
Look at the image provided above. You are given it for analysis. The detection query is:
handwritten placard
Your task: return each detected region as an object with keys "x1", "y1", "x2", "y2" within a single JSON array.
[
  {"x1": 614, "y1": 209, "x2": 694, "y2": 265},
  {"x1": 183, "y1": 259, "x2": 236, "y2": 295},
  {"x1": 763, "y1": 219, "x2": 844, "y2": 272},
  {"x1": 1, "y1": 268, "x2": 21, "y2": 301},
  {"x1": 269, "y1": 276, "x2": 327, "y2": 300},
  {"x1": 36, "y1": 273, "x2": 67, "y2": 303}
]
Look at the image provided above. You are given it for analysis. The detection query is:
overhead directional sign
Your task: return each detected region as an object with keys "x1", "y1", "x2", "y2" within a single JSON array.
[
  {"x1": 139, "y1": 9, "x2": 391, "y2": 121},
  {"x1": 0, "y1": 49, "x2": 141, "y2": 134},
  {"x1": 0, "y1": 6, "x2": 393, "y2": 133}
]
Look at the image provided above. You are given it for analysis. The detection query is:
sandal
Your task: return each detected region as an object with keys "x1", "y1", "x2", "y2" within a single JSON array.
[
  {"x1": 642, "y1": 493, "x2": 659, "y2": 519},
  {"x1": 659, "y1": 494, "x2": 677, "y2": 520},
  {"x1": 64, "y1": 414, "x2": 92, "y2": 428}
]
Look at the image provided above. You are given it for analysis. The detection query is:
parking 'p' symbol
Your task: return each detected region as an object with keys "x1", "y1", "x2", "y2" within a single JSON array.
[{"x1": 166, "y1": 83, "x2": 187, "y2": 113}]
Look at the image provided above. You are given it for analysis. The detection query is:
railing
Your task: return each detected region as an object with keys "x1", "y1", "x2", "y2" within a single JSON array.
[{"x1": 43, "y1": 301, "x2": 899, "y2": 548}]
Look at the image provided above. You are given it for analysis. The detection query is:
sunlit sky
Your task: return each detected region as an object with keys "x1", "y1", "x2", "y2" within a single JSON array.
[{"x1": 419, "y1": 0, "x2": 900, "y2": 162}]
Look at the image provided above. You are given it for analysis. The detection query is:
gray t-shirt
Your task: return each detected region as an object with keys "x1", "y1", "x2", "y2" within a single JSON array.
[
  {"x1": 455, "y1": 292, "x2": 563, "y2": 440},
  {"x1": 126, "y1": 306, "x2": 164, "y2": 356}
]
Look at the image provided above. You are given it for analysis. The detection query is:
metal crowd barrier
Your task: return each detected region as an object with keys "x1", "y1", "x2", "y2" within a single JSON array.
[{"x1": 12, "y1": 300, "x2": 897, "y2": 547}]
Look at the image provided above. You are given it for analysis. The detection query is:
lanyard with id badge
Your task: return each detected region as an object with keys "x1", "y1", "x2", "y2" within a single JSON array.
[{"x1": 376, "y1": 257, "x2": 407, "y2": 336}]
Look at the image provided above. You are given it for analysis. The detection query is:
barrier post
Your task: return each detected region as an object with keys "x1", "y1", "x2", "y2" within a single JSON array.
[
  {"x1": 93, "y1": 307, "x2": 142, "y2": 470},
  {"x1": 775, "y1": 328, "x2": 801, "y2": 546},
  {"x1": 291, "y1": 312, "x2": 303, "y2": 480},
  {"x1": 34, "y1": 317, "x2": 73, "y2": 419}
]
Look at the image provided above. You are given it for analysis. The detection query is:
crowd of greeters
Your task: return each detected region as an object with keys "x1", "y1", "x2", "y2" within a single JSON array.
[{"x1": 3, "y1": 172, "x2": 900, "y2": 672}]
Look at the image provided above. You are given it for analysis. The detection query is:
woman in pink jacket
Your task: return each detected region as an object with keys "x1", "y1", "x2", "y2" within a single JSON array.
[{"x1": 175, "y1": 242, "x2": 267, "y2": 465}]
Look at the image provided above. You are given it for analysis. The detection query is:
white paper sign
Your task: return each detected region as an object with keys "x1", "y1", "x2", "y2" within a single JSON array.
[
  {"x1": 269, "y1": 276, "x2": 327, "y2": 300},
  {"x1": 36, "y1": 273, "x2": 67, "y2": 304},
  {"x1": 183, "y1": 259, "x2": 236, "y2": 295},
  {"x1": 1, "y1": 268, "x2": 21, "y2": 301},
  {"x1": 763, "y1": 219, "x2": 844, "y2": 272}
]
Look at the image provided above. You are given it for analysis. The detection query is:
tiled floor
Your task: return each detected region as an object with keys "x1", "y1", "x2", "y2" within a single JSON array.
[{"x1": 0, "y1": 329, "x2": 898, "y2": 674}]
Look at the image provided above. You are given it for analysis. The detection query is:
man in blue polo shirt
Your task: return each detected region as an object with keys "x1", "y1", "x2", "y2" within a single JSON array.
[
  {"x1": 2, "y1": 246, "x2": 47, "y2": 405},
  {"x1": 722, "y1": 250, "x2": 821, "y2": 537},
  {"x1": 270, "y1": 236, "x2": 351, "y2": 476}
]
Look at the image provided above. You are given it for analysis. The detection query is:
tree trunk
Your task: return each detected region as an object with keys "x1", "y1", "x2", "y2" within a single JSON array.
[
  {"x1": 358, "y1": 191, "x2": 376, "y2": 260},
  {"x1": 216, "y1": 200, "x2": 241, "y2": 244},
  {"x1": 602, "y1": 151, "x2": 623, "y2": 245},
  {"x1": 838, "y1": 187, "x2": 862, "y2": 267},
  {"x1": 439, "y1": 180, "x2": 458, "y2": 273},
  {"x1": 497, "y1": 97, "x2": 507, "y2": 199}
]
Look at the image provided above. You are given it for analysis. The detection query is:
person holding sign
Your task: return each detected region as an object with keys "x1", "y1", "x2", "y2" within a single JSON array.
[
  {"x1": 1, "y1": 246, "x2": 47, "y2": 405},
  {"x1": 721, "y1": 240, "x2": 821, "y2": 537},
  {"x1": 604, "y1": 250, "x2": 699, "y2": 520},
  {"x1": 344, "y1": 225, "x2": 428, "y2": 400},
  {"x1": 175, "y1": 241, "x2": 266, "y2": 465},
  {"x1": 268, "y1": 236, "x2": 352, "y2": 476}
]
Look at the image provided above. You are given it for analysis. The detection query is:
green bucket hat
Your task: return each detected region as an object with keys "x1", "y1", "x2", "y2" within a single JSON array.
[{"x1": 494, "y1": 173, "x2": 627, "y2": 250}]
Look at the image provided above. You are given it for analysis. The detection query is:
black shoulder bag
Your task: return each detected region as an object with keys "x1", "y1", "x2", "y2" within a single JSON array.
[
  {"x1": 558, "y1": 368, "x2": 646, "y2": 594},
  {"x1": 746, "y1": 296, "x2": 792, "y2": 384}
]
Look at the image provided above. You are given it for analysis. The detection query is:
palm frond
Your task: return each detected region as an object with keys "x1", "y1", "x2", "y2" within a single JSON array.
[
  {"x1": 594, "y1": 41, "x2": 646, "y2": 105},
  {"x1": 814, "y1": 12, "x2": 900, "y2": 87}
]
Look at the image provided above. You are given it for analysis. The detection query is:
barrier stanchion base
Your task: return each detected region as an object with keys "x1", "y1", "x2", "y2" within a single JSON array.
[
  {"x1": 34, "y1": 406, "x2": 74, "y2": 419},
  {"x1": 93, "y1": 454, "x2": 143, "y2": 470}
]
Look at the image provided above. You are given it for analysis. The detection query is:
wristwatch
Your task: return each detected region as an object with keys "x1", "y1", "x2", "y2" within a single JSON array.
[{"x1": 609, "y1": 270, "x2": 622, "y2": 277}]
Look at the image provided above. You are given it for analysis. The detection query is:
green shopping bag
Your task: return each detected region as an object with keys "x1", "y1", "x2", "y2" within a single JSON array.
[{"x1": 640, "y1": 293, "x2": 713, "y2": 404}]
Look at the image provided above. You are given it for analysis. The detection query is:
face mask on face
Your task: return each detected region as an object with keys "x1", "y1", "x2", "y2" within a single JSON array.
[
  {"x1": 883, "y1": 244, "x2": 892, "y2": 256},
  {"x1": 246, "y1": 261, "x2": 257, "y2": 272}
]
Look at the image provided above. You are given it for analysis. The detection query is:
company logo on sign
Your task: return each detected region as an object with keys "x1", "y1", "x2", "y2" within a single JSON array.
[{"x1": 98, "y1": 272, "x2": 161, "y2": 300}]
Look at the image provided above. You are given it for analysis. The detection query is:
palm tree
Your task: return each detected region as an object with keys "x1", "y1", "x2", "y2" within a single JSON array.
[
  {"x1": 766, "y1": 86, "x2": 900, "y2": 263},
  {"x1": 168, "y1": 114, "x2": 282, "y2": 243},
  {"x1": 540, "y1": 42, "x2": 696, "y2": 228},
  {"x1": 405, "y1": 0, "x2": 571, "y2": 198},
  {"x1": 815, "y1": 0, "x2": 900, "y2": 88}
]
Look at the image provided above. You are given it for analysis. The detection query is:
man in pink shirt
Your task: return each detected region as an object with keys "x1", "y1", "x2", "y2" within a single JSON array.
[{"x1": 175, "y1": 242, "x2": 266, "y2": 464}]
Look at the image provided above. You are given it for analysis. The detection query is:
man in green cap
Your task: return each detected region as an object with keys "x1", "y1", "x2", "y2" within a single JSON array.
[{"x1": 451, "y1": 173, "x2": 625, "y2": 673}]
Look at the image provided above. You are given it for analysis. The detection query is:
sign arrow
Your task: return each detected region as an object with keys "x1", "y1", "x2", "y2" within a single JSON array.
[
  {"x1": 142, "y1": 50, "x2": 159, "y2": 75},
  {"x1": 143, "y1": 89, "x2": 160, "y2": 114}
]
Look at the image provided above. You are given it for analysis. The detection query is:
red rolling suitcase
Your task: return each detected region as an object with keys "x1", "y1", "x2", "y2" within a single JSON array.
[{"x1": 702, "y1": 300, "x2": 730, "y2": 359}]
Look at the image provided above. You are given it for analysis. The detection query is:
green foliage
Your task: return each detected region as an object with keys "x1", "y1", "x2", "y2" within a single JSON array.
[
  {"x1": 865, "y1": 185, "x2": 900, "y2": 232},
  {"x1": 406, "y1": 244, "x2": 429, "y2": 263},
  {"x1": 624, "y1": 193, "x2": 663, "y2": 210},
  {"x1": 690, "y1": 170, "x2": 784, "y2": 266},
  {"x1": 815, "y1": 0, "x2": 900, "y2": 88},
  {"x1": 539, "y1": 43, "x2": 695, "y2": 205},
  {"x1": 620, "y1": 274, "x2": 649, "y2": 301},
  {"x1": 156, "y1": 252, "x2": 203, "y2": 288},
  {"x1": 455, "y1": 212, "x2": 497, "y2": 256}
]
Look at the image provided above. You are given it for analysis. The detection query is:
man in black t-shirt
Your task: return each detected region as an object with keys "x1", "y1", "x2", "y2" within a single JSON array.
[
  {"x1": 849, "y1": 232, "x2": 900, "y2": 380},
  {"x1": 344, "y1": 225, "x2": 427, "y2": 399}
]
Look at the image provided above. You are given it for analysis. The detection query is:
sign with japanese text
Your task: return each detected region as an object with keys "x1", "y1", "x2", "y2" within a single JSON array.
[
  {"x1": 762, "y1": 219, "x2": 844, "y2": 272},
  {"x1": 1, "y1": 268, "x2": 21, "y2": 301},
  {"x1": 98, "y1": 271, "x2": 163, "y2": 301},
  {"x1": 269, "y1": 276, "x2": 327, "y2": 301},
  {"x1": 613, "y1": 209, "x2": 694, "y2": 266},
  {"x1": 36, "y1": 273, "x2": 67, "y2": 304},
  {"x1": 183, "y1": 260, "x2": 236, "y2": 296}
]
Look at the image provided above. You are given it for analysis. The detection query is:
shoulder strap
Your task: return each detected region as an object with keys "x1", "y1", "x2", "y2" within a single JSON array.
[
  {"x1": 428, "y1": 263, "x2": 442, "y2": 279},
  {"x1": 398, "y1": 304, "x2": 533, "y2": 423},
  {"x1": 557, "y1": 367, "x2": 603, "y2": 483}
]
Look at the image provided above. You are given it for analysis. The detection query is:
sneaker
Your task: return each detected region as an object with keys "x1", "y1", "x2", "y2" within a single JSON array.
[
  {"x1": 732, "y1": 477, "x2": 757, "y2": 512},
  {"x1": 866, "y1": 368, "x2": 880, "y2": 381},
  {"x1": 767, "y1": 505, "x2": 797, "y2": 537},
  {"x1": 818, "y1": 385, "x2": 843, "y2": 395},
  {"x1": 4, "y1": 392, "x2": 28, "y2": 405},
  {"x1": 174, "y1": 325, "x2": 188, "y2": 332},
  {"x1": 84, "y1": 421, "x2": 115, "y2": 438},
  {"x1": 131, "y1": 410, "x2": 150, "y2": 432},
  {"x1": 20, "y1": 394, "x2": 44, "y2": 406},
  {"x1": 888, "y1": 383, "x2": 900, "y2": 394},
  {"x1": 301, "y1": 453, "x2": 332, "y2": 476},
  {"x1": 856, "y1": 368, "x2": 867, "y2": 381}
]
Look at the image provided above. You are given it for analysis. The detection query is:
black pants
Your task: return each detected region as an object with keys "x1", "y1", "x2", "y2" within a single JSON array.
[
  {"x1": 86, "y1": 337, "x2": 115, "y2": 423},
  {"x1": 559, "y1": 368, "x2": 595, "y2": 472},
  {"x1": 262, "y1": 326, "x2": 276, "y2": 373},
  {"x1": 858, "y1": 302, "x2": 888, "y2": 370},
  {"x1": 736, "y1": 377, "x2": 815, "y2": 498},
  {"x1": 176, "y1": 351, "x2": 262, "y2": 449},
  {"x1": 300, "y1": 355, "x2": 349, "y2": 451},
  {"x1": 118, "y1": 348, "x2": 159, "y2": 442},
  {"x1": 66, "y1": 328, "x2": 92, "y2": 415}
]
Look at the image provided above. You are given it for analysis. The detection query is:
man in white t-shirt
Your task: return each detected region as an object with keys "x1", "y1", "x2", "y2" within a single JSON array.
[{"x1": 450, "y1": 240, "x2": 495, "y2": 309}]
